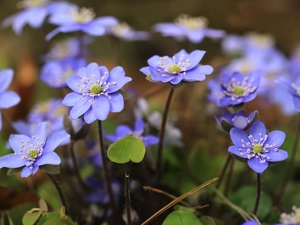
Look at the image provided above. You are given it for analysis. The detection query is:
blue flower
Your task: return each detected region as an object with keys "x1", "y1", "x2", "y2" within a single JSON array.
[
  {"x1": 62, "y1": 62, "x2": 132, "y2": 123},
  {"x1": 40, "y1": 57, "x2": 86, "y2": 88},
  {"x1": 109, "y1": 22, "x2": 150, "y2": 41},
  {"x1": 229, "y1": 120, "x2": 288, "y2": 173},
  {"x1": 46, "y1": 7, "x2": 118, "y2": 40},
  {"x1": 140, "y1": 49, "x2": 213, "y2": 85},
  {"x1": 276, "y1": 75, "x2": 300, "y2": 112},
  {"x1": 0, "y1": 69, "x2": 21, "y2": 131},
  {"x1": 0, "y1": 122, "x2": 70, "y2": 177},
  {"x1": 208, "y1": 71, "x2": 260, "y2": 107},
  {"x1": 154, "y1": 14, "x2": 225, "y2": 44},
  {"x1": 241, "y1": 220, "x2": 259, "y2": 225},
  {"x1": 106, "y1": 118, "x2": 159, "y2": 147},
  {"x1": 2, "y1": 0, "x2": 76, "y2": 35},
  {"x1": 215, "y1": 110, "x2": 258, "y2": 132}
]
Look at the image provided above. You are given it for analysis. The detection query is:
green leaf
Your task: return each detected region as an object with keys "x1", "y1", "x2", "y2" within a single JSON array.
[
  {"x1": 7, "y1": 167, "x2": 23, "y2": 176},
  {"x1": 227, "y1": 103, "x2": 244, "y2": 113},
  {"x1": 22, "y1": 208, "x2": 43, "y2": 225},
  {"x1": 119, "y1": 89, "x2": 131, "y2": 100},
  {"x1": 107, "y1": 134, "x2": 146, "y2": 164},
  {"x1": 39, "y1": 165, "x2": 60, "y2": 174},
  {"x1": 43, "y1": 217, "x2": 77, "y2": 225},
  {"x1": 162, "y1": 209, "x2": 202, "y2": 225},
  {"x1": 37, "y1": 213, "x2": 60, "y2": 225},
  {"x1": 9, "y1": 203, "x2": 35, "y2": 225},
  {"x1": 39, "y1": 199, "x2": 48, "y2": 211}
]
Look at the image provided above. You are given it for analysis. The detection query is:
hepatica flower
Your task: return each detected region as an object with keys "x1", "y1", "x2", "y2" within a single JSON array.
[
  {"x1": 109, "y1": 22, "x2": 149, "y2": 41},
  {"x1": 241, "y1": 220, "x2": 259, "y2": 225},
  {"x1": 62, "y1": 62, "x2": 132, "y2": 123},
  {"x1": 208, "y1": 71, "x2": 260, "y2": 107},
  {"x1": 0, "y1": 69, "x2": 21, "y2": 131},
  {"x1": 229, "y1": 120, "x2": 288, "y2": 173},
  {"x1": 106, "y1": 118, "x2": 159, "y2": 147},
  {"x1": 277, "y1": 75, "x2": 300, "y2": 112},
  {"x1": 46, "y1": 7, "x2": 118, "y2": 40},
  {"x1": 215, "y1": 110, "x2": 258, "y2": 132},
  {"x1": 40, "y1": 57, "x2": 86, "y2": 88},
  {"x1": 154, "y1": 14, "x2": 225, "y2": 44},
  {"x1": 2, "y1": 0, "x2": 76, "y2": 35},
  {"x1": 140, "y1": 49, "x2": 213, "y2": 85},
  {"x1": 0, "y1": 122, "x2": 70, "y2": 177}
]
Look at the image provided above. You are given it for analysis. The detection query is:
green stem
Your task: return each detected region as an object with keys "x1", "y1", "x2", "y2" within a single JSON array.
[
  {"x1": 253, "y1": 173, "x2": 261, "y2": 215},
  {"x1": 156, "y1": 86, "x2": 174, "y2": 183},
  {"x1": 97, "y1": 120, "x2": 119, "y2": 225},
  {"x1": 47, "y1": 173, "x2": 69, "y2": 215},
  {"x1": 125, "y1": 173, "x2": 132, "y2": 225},
  {"x1": 278, "y1": 113, "x2": 300, "y2": 199}
]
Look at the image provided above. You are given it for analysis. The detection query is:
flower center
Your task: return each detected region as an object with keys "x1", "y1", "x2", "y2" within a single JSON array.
[
  {"x1": 253, "y1": 144, "x2": 263, "y2": 154},
  {"x1": 28, "y1": 148, "x2": 38, "y2": 158},
  {"x1": 167, "y1": 64, "x2": 181, "y2": 74},
  {"x1": 90, "y1": 84, "x2": 102, "y2": 94},
  {"x1": 17, "y1": 0, "x2": 48, "y2": 8},
  {"x1": 69, "y1": 7, "x2": 95, "y2": 23},
  {"x1": 176, "y1": 14, "x2": 208, "y2": 30},
  {"x1": 233, "y1": 86, "x2": 244, "y2": 95},
  {"x1": 111, "y1": 23, "x2": 131, "y2": 37}
]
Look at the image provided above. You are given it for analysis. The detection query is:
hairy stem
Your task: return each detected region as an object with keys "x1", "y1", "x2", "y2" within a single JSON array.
[
  {"x1": 253, "y1": 173, "x2": 261, "y2": 215},
  {"x1": 156, "y1": 86, "x2": 174, "y2": 183},
  {"x1": 97, "y1": 120, "x2": 119, "y2": 225},
  {"x1": 47, "y1": 173, "x2": 69, "y2": 214},
  {"x1": 125, "y1": 173, "x2": 131, "y2": 225},
  {"x1": 278, "y1": 113, "x2": 300, "y2": 199}
]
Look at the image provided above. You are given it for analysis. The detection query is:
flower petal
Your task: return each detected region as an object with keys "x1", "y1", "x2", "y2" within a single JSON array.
[
  {"x1": 267, "y1": 150, "x2": 288, "y2": 162},
  {"x1": 66, "y1": 75, "x2": 83, "y2": 92},
  {"x1": 27, "y1": 7, "x2": 47, "y2": 28},
  {"x1": 0, "y1": 69, "x2": 13, "y2": 92},
  {"x1": 187, "y1": 50, "x2": 206, "y2": 69},
  {"x1": 108, "y1": 66, "x2": 125, "y2": 82},
  {"x1": 92, "y1": 95, "x2": 110, "y2": 120},
  {"x1": 0, "y1": 91, "x2": 20, "y2": 109},
  {"x1": 37, "y1": 152, "x2": 61, "y2": 166},
  {"x1": 247, "y1": 157, "x2": 268, "y2": 173},
  {"x1": 82, "y1": 21, "x2": 105, "y2": 36},
  {"x1": 109, "y1": 92, "x2": 124, "y2": 112},
  {"x1": 43, "y1": 130, "x2": 70, "y2": 153},
  {"x1": 62, "y1": 92, "x2": 81, "y2": 106},
  {"x1": 106, "y1": 134, "x2": 119, "y2": 142},
  {"x1": 70, "y1": 98, "x2": 92, "y2": 120},
  {"x1": 116, "y1": 125, "x2": 132, "y2": 137},
  {"x1": 0, "y1": 153, "x2": 25, "y2": 169},
  {"x1": 87, "y1": 62, "x2": 101, "y2": 80},
  {"x1": 249, "y1": 121, "x2": 266, "y2": 141},
  {"x1": 293, "y1": 96, "x2": 300, "y2": 112},
  {"x1": 140, "y1": 66, "x2": 150, "y2": 76},
  {"x1": 107, "y1": 77, "x2": 132, "y2": 93},
  {"x1": 264, "y1": 130, "x2": 286, "y2": 148},
  {"x1": 9, "y1": 134, "x2": 31, "y2": 153},
  {"x1": 83, "y1": 107, "x2": 97, "y2": 124},
  {"x1": 21, "y1": 166, "x2": 33, "y2": 177},
  {"x1": 134, "y1": 118, "x2": 144, "y2": 132},
  {"x1": 228, "y1": 146, "x2": 248, "y2": 158},
  {"x1": 229, "y1": 128, "x2": 250, "y2": 147},
  {"x1": 143, "y1": 135, "x2": 159, "y2": 146}
]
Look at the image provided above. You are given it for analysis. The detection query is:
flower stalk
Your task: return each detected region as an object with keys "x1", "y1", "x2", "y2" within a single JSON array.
[
  {"x1": 157, "y1": 86, "x2": 174, "y2": 183},
  {"x1": 253, "y1": 173, "x2": 261, "y2": 215}
]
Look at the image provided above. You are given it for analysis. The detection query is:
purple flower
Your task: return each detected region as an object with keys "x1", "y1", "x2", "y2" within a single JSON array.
[
  {"x1": 215, "y1": 110, "x2": 258, "y2": 132},
  {"x1": 241, "y1": 220, "x2": 259, "y2": 225},
  {"x1": 140, "y1": 49, "x2": 213, "y2": 85},
  {"x1": 208, "y1": 71, "x2": 260, "y2": 107},
  {"x1": 2, "y1": 0, "x2": 76, "y2": 35},
  {"x1": 0, "y1": 122, "x2": 70, "y2": 177},
  {"x1": 62, "y1": 62, "x2": 132, "y2": 123},
  {"x1": 40, "y1": 57, "x2": 86, "y2": 88},
  {"x1": 46, "y1": 7, "x2": 118, "y2": 40},
  {"x1": 109, "y1": 22, "x2": 150, "y2": 41},
  {"x1": 229, "y1": 120, "x2": 288, "y2": 173},
  {"x1": 154, "y1": 14, "x2": 225, "y2": 44},
  {"x1": 276, "y1": 75, "x2": 300, "y2": 112},
  {"x1": 0, "y1": 69, "x2": 21, "y2": 131},
  {"x1": 106, "y1": 118, "x2": 159, "y2": 147}
]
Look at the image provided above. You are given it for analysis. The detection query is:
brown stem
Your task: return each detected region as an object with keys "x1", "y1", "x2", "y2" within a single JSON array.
[
  {"x1": 253, "y1": 173, "x2": 261, "y2": 215},
  {"x1": 156, "y1": 86, "x2": 174, "y2": 183}
]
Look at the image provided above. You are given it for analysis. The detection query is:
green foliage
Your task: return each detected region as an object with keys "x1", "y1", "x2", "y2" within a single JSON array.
[
  {"x1": 107, "y1": 134, "x2": 146, "y2": 164},
  {"x1": 8, "y1": 203, "x2": 35, "y2": 225},
  {"x1": 39, "y1": 165, "x2": 60, "y2": 174},
  {"x1": 162, "y1": 206, "x2": 202, "y2": 225},
  {"x1": 22, "y1": 208, "x2": 43, "y2": 225},
  {"x1": 229, "y1": 185, "x2": 272, "y2": 220}
]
